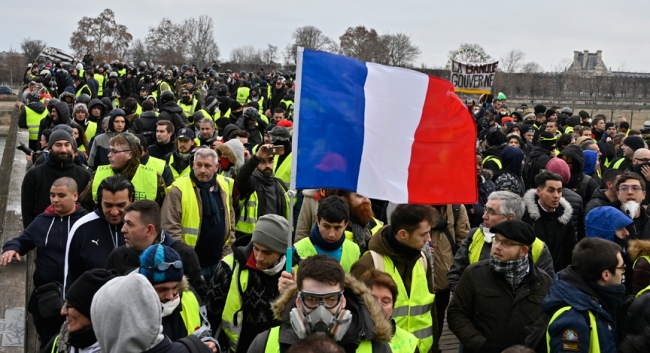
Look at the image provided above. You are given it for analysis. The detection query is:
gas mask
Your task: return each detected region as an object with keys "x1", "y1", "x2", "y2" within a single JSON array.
[{"x1": 290, "y1": 290, "x2": 352, "y2": 341}]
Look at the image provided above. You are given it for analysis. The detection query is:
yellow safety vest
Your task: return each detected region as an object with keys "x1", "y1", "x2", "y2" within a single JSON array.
[
  {"x1": 25, "y1": 106, "x2": 48, "y2": 141},
  {"x1": 236, "y1": 87, "x2": 250, "y2": 104},
  {"x1": 371, "y1": 251, "x2": 434, "y2": 353},
  {"x1": 564, "y1": 126, "x2": 574, "y2": 135},
  {"x1": 136, "y1": 104, "x2": 142, "y2": 116},
  {"x1": 279, "y1": 99, "x2": 293, "y2": 111},
  {"x1": 344, "y1": 218, "x2": 383, "y2": 243},
  {"x1": 180, "y1": 290, "x2": 202, "y2": 335},
  {"x1": 546, "y1": 306, "x2": 599, "y2": 353},
  {"x1": 170, "y1": 174, "x2": 233, "y2": 247},
  {"x1": 94, "y1": 73, "x2": 105, "y2": 97},
  {"x1": 118, "y1": 69, "x2": 126, "y2": 77},
  {"x1": 178, "y1": 99, "x2": 198, "y2": 117},
  {"x1": 468, "y1": 228, "x2": 544, "y2": 264},
  {"x1": 84, "y1": 121, "x2": 98, "y2": 142},
  {"x1": 198, "y1": 109, "x2": 214, "y2": 121},
  {"x1": 145, "y1": 155, "x2": 166, "y2": 176},
  {"x1": 390, "y1": 325, "x2": 418, "y2": 353},
  {"x1": 91, "y1": 164, "x2": 159, "y2": 202},
  {"x1": 236, "y1": 187, "x2": 290, "y2": 235},
  {"x1": 168, "y1": 154, "x2": 192, "y2": 180},
  {"x1": 612, "y1": 158, "x2": 626, "y2": 169},
  {"x1": 482, "y1": 155, "x2": 502, "y2": 169},
  {"x1": 220, "y1": 255, "x2": 249, "y2": 352},
  {"x1": 76, "y1": 84, "x2": 91, "y2": 98},
  {"x1": 247, "y1": 96, "x2": 265, "y2": 114},
  {"x1": 264, "y1": 326, "x2": 372, "y2": 353},
  {"x1": 273, "y1": 153, "x2": 291, "y2": 185},
  {"x1": 294, "y1": 237, "x2": 360, "y2": 273}
]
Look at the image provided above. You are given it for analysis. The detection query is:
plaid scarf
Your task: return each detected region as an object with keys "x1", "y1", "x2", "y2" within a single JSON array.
[{"x1": 489, "y1": 254, "x2": 529, "y2": 290}]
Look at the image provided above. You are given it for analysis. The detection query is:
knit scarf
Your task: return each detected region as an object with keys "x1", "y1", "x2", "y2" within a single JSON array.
[
  {"x1": 190, "y1": 170, "x2": 220, "y2": 225},
  {"x1": 253, "y1": 169, "x2": 287, "y2": 217},
  {"x1": 489, "y1": 254, "x2": 529, "y2": 290},
  {"x1": 67, "y1": 326, "x2": 98, "y2": 350},
  {"x1": 309, "y1": 222, "x2": 345, "y2": 251}
]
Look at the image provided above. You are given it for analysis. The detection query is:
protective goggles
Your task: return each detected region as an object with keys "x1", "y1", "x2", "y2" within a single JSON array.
[
  {"x1": 298, "y1": 290, "x2": 344, "y2": 310},
  {"x1": 144, "y1": 260, "x2": 183, "y2": 272}
]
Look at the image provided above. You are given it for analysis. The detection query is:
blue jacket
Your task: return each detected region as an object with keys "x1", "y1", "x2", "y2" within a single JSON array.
[
  {"x1": 3, "y1": 204, "x2": 87, "y2": 288},
  {"x1": 542, "y1": 266, "x2": 617, "y2": 353}
]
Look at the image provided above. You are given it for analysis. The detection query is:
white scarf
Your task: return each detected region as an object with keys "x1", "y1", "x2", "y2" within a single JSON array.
[
  {"x1": 260, "y1": 256, "x2": 286, "y2": 276},
  {"x1": 161, "y1": 295, "x2": 181, "y2": 317}
]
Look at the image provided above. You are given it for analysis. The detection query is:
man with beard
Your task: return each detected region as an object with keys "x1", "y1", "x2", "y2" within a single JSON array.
[
  {"x1": 447, "y1": 220, "x2": 552, "y2": 353},
  {"x1": 235, "y1": 144, "x2": 289, "y2": 237},
  {"x1": 293, "y1": 196, "x2": 360, "y2": 273},
  {"x1": 21, "y1": 130, "x2": 92, "y2": 228},
  {"x1": 198, "y1": 118, "x2": 218, "y2": 147},
  {"x1": 165, "y1": 128, "x2": 196, "y2": 181},
  {"x1": 236, "y1": 107, "x2": 268, "y2": 148}
]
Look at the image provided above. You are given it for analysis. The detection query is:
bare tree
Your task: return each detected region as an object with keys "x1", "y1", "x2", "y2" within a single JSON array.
[
  {"x1": 229, "y1": 46, "x2": 264, "y2": 65},
  {"x1": 553, "y1": 58, "x2": 572, "y2": 73},
  {"x1": 183, "y1": 15, "x2": 220, "y2": 68},
  {"x1": 381, "y1": 33, "x2": 421, "y2": 67},
  {"x1": 339, "y1": 26, "x2": 383, "y2": 62},
  {"x1": 146, "y1": 18, "x2": 188, "y2": 66},
  {"x1": 500, "y1": 49, "x2": 526, "y2": 73},
  {"x1": 262, "y1": 44, "x2": 278, "y2": 65},
  {"x1": 521, "y1": 62, "x2": 543, "y2": 73},
  {"x1": 285, "y1": 26, "x2": 334, "y2": 64},
  {"x1": 130, "y1": 39, "x2": 148, "y2": 64},
  {"x1": 20, "y1": 38, "x2": 45, "y2": 63},
  {"x1": 69, "y1": 9, "x2": 132, "y2": 61},
  {"x1": 448, "y1": 43, "x2": 492, "y2": 63},
  {"x1": 0, "y1": 48, "x2": 26, "y2": 86}
]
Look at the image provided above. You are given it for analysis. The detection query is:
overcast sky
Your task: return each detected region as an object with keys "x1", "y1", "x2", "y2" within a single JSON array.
[{"x1": 2, "y1": 0, "x2": 649, "y2": 72}]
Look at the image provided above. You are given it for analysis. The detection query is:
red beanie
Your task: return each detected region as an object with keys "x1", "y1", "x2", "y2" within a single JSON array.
[{"x1": 545, "y1": 158, "x2": 570, "y2": 185}]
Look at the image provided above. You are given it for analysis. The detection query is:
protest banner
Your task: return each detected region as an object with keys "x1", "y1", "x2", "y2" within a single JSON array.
[{"x1": 450, "y1": 60, "x2": 499, "y2": 94}]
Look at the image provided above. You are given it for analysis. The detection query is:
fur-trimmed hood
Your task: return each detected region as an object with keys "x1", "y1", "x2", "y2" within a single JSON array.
[
  {"x1": 271, "y1": 274, "x2": 393, "y2": 343},
  {"x1": 216, "y1": 138, "x2": 245, "y2": 169},
  {"x1": 628, "y1": 240, "x2": 650, "y2": 263},
  {"x1": 523, "y1": 189, "x2": 573, "y2": 225}
]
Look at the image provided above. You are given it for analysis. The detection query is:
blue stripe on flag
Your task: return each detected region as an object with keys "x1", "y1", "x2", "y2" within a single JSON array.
[{"x1": 296, "y1": 49, "x2": 368, "y2": 191}]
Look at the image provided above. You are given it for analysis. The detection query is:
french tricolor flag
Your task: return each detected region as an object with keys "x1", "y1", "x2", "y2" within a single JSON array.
[{"x1": 290, "y1": 48, "x2": 477, "y2": 204}]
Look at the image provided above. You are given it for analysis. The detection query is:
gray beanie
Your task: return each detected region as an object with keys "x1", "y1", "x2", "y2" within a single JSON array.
[
  {"x1": 251, "y1": 214, "x2": 290, "y2": 254},
  {"x1": 48, "y1": 130, "x2": 75, "y2": 149}
]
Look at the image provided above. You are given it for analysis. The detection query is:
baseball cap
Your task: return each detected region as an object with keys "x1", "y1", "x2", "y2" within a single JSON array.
[{"x1": 177, "y1": 128, "x2": 195, "y2": 140}]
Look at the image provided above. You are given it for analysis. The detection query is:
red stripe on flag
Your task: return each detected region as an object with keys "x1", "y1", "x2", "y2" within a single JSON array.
[{"x1": 406, "y1": 76, "x2": 478, "y2": 204}]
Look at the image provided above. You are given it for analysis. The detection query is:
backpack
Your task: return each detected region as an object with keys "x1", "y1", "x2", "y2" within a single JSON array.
[
  {"x1": 441, "y1": 205, "x2": 462, "y2": 256},
  {"x1": 177, "y1": 335, "x2": 208, "y2": 353}
]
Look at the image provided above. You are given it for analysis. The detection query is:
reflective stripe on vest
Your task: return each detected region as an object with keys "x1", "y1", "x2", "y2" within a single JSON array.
[
  {"x1": 564, "y1": 127, "x2": 574, "y2": 135},
  {"x1": 612, "y1": 158, "x2": 626, "y2": 169},
  {"x1": 50, "y1": 335, "x2": 59, "y2": 353},
  {"x1": 468, "y1": 229, "x2": 545, "y2": 264},
  {"x1": 294, "y1": 238, "x2": 360, "y2": 273},
  {"x1": 279, "y1": 99, "x2": 293, "y2": 111},
  {"x1": 145, "y1": 156, "x2": 166, "y2": 176},
  {"x1": 546, "y1": 306, "x2": 600, "y2": 353},
  {"x1": 84, "y1": 121, "x2": 98, "y2": 142},
  {"x1": 390, "y1": 326, "x2": 418, "y2": 353},
  {"x1": 373, "y1": 252, "x2": 434, "y2": 353},
  {"x1": 482, "y1": 155, "x2": 502, "y2": 169},
  {"x1": 236, "y1": 87, "x2": 250, "y2": 104},
  {"x1": 220, "y1": 255, "x2": 249, "y2": 352},
  {"x1": 199, "y1": 109, "x2": 214, "y2": 121},
  {"x1": 236, "y1": 186, "x2": 290, "y2": 235},
  {"x1": 264, "y1": 326, "x2": 372, "y2": 353},
  {"x1": 76, "y1": 84, "x2": 91, "y2": 97},
  {"x1": 178, "y1": 99, "x2": 198, "y2": 116},
  {"x1": 180, "y1": 290, "x2": 202, "y2": 335},
  {"x1": 168, "y1": 154, "x2": 192, "y2": 180},
  {"x1": 91, "y1": 164, "x2": 159, "y2": 202},
  {"x1": 604, "y1": 158, "x2": 612, "y2": 168},
  {"x1": 25, "y1": 106, "x2": 48, "y2": 141},
  {"x1": 273, "y1": 153, "x2": 291, "y2": 185},
  {"x1": 171, "y1": 174, "x2": 233, "y2": 247}
]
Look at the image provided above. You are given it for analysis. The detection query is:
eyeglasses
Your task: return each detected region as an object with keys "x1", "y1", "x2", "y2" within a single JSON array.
[
  {"x1": 108, "y1": 149, "x2": 130, "y2": 155},
  {"x1": 635, "y1": 158, "x2": 650, "y2": 164},
  {"x1": 143, "y1": 260, "x2": 183, "y2": 272},
  {"x1": 299, "y1": 290, "x2": 344, "y2": 309},
  {"x1": 619, "y1": 185, "x2": 643, "y2": 192},
  {"x1": 484, "y1": 207, "x2": 503, "y2": 217},
  {"x1": 616, "y1": 264, "x2": 626, "y2": 272},
  {"x1": 491, "y1": 236, "x2": 524, "y2": 248}
]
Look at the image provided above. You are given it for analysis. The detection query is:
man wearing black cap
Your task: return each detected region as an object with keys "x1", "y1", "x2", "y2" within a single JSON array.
[
  {"x1": 481, "y1": 130, "x2": 507, "y2": 176},
  {"x1": 43, "y1": 268, "x2": 119, "y2": 352},
  {"x1": 165, "y1": 127, "x2": 197, "y2": 181},
  {"x1": 447, "y1": 220, "x2": 552, "y2": 353},
  {"x1": 611, "y1": 136, "x2": 645, "y2": 171},
  {"x1": 523, "y1": 131, "x2": 557, "y2": 189}
]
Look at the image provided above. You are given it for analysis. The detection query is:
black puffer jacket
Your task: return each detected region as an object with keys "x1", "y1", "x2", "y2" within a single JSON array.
[
  {"x1": 558, "y1": 145, "x2": 599, "y2": 206},
  {"x1": 130, "y1": 110, "x2": 158, "y2": 146},
  {"x1": 561, "y1": 187, "x2": 585, "y2": 240},
  {"x1": 158, "y1": 101, "x2": 189, "y2": 132},
  {"x1": 584, "y1": 187, "x2": 611, "y2": 218}
]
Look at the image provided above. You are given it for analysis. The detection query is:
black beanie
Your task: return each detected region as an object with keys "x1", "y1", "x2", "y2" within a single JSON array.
[
  {"x1": 48, "y1": 130, "x2": 75, "y2": 149},
  {"x1": 534, "y1": 104, "x2": 546, "y2": 115},
  {"x1": 624, "y1": 136, "x2": 645, "y2": 151},
  {"x1": 230, "y1": 101, "x2": 243, "y2": 111},
  {"x1": 486, "y1": 130, "x2": 506, "y2": 147},
  {"x1": 66, "y1": 268, "x2": 120, "y2": 320},
  {"x1": 539, "y1": 131, "x2": 557, "y2": 150},
  {"x1": 490, "y1": 220, "x2": 536, "y2": 246},
  {"x1": 545, "y1": 109, "x2": 557, "y2": 119}
]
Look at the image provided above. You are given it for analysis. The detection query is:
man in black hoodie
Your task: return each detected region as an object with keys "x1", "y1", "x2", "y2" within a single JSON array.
[
  {"x1": 37, "y1": 99, "x2": 70, "y2": 145},
  {"x1": 18, "y1": 92, "x2": 48, "y2": 151},
  {"x1": 158, "y1": 90, "x2": 189, "y2": 132},
  {"x1": 523, "y1": 131, "x2": 557, "y2": 189},
  {"x1": 21, "y1": 130, "x2": 92, "y2": 228},
  {"x1": 2, "y1": 177, "x2": 87, "y2": 349},
  {"x1": 481, "y1": 130, "x2": 506, "y2": 177}
]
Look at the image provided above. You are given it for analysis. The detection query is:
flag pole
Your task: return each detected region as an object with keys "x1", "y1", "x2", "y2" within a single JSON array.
[{"x1": 285, "y1": 189, "x2": 296, "y2": 273}]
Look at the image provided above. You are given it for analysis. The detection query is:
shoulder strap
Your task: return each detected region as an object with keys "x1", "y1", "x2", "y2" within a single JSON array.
[
  {"x1": 177, "y1": 335, "x2": 205, "y2": 353},
  {"x1": 370, "y1": 250, "x2": 384, "y2": 272},
  {"x1": 452, "y1": 204, "x2": 461, "y2": 225}
]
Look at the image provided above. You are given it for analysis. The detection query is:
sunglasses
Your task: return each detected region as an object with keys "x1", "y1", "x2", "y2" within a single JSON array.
[{"x1": 143, "y1": 260, "x2": 183, "y2": 271}]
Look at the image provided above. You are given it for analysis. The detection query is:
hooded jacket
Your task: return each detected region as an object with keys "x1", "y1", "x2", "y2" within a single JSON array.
[
  {"x1": 158, "y1": 101, "x2": 188, "y2": 132},
  {"x1": 21, "y1": 151, "x2": 92, "y2": 228},
  {"x1": 221, "y1": 124, "x2": 240, "y2": 142},
  {"x1": 628, "y1": 240, "x2": 650, "y2": 295},
  {"x1": 64, "y1": 209, "x2": 126, "y2": 294},
  {"x1": 87, "y1": 110, "x2": 131, "y2": 168},
  {"x1": 3, "y1": 204, "x2": 86, "y2": 288},
  {"x1": 216, "y1": 138, "x2": 245, "y2": 179},
  {"x1": 87, "y1": 98, "x2": 105, "y2": 123},
  {"x1": 522, "y1": 189, "x2": 576, "y2": 271},
  {"x1": 494, "y1": 146, "x2": 525, "y2": 196},
  {"x1": 481, "y1": 143, "x2": 506, "y2": 177},
  {"x1": 130, "y1": 110, "x2": 158, "y2": 146},
  {"x1": 447, "y1": 256, "x2": 552, "y2": 352},
  {"x1": 558, "y1": 145, "x2": 600, "y2": 206},
  {"x1": 541, "y1": 267, "x2": 618, "y2": 353},
  {"x1": 523, "y1": 146, "x2": 552, "y2": 189},
  {"x1": 38, "y1": 100, "x2": 71, "y2": 144},
  {"x1": 246, "y1": 274, "x2": 393, "y2": 353}
]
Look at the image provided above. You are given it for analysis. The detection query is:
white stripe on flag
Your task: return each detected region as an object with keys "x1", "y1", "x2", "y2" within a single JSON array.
[
  {"x1": 40, "y1": 47, "x2": 75, "y2": 65},
  {"x1": 357, "y1": 63, "x2": 429, "y2": 203}
]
